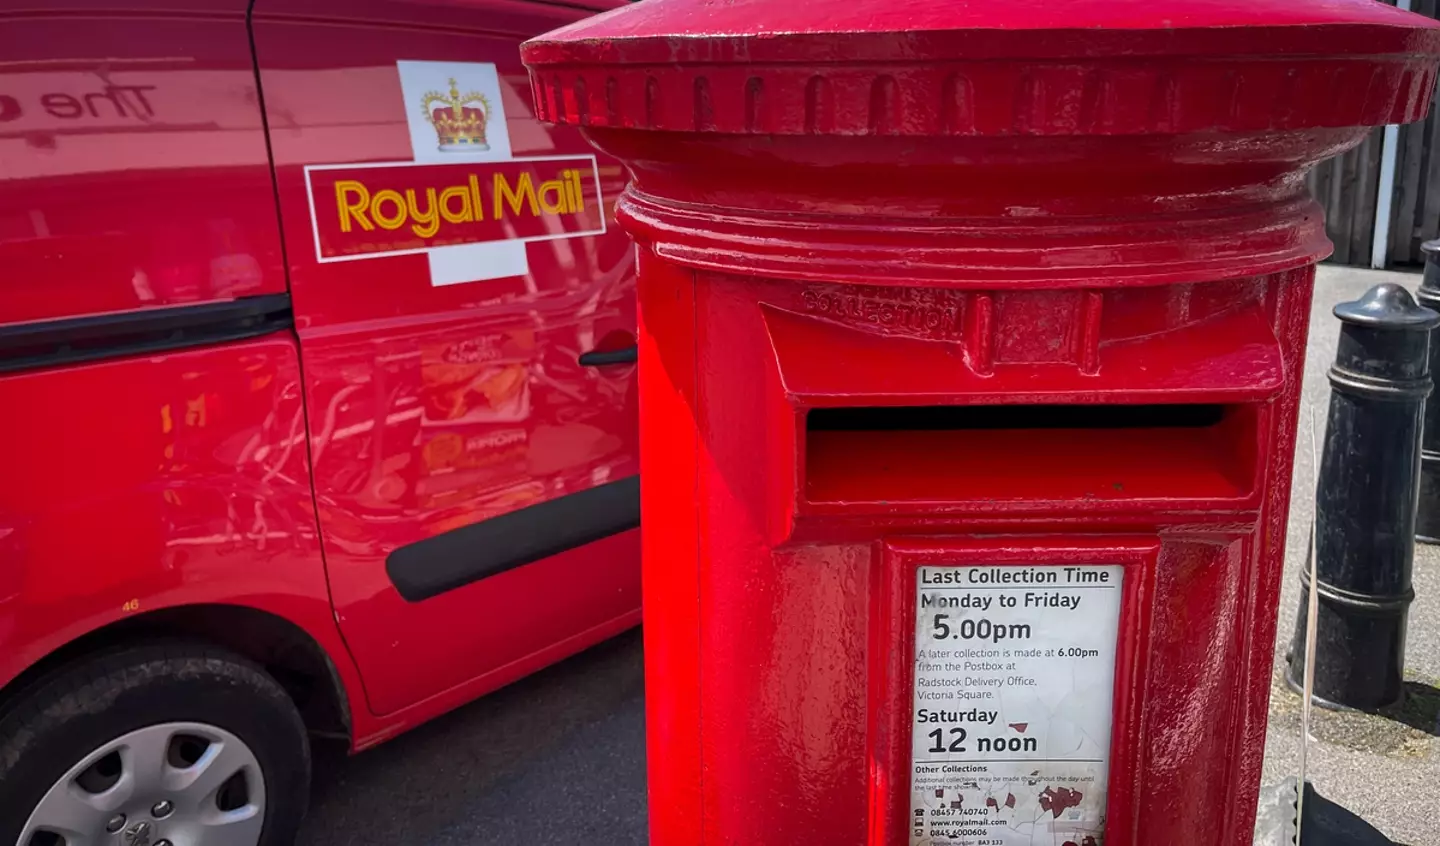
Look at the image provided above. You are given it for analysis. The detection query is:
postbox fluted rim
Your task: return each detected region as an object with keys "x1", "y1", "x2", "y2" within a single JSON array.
[
  {"x1": 522, "y1": 0, "x2": 1440, "y2": 64},
  {"x1": 521, "y1": 25, "x2": 1440, "y2": 67},
  {"x1": 522, "y1": 0, "x2": 1440, "y2": 138}
]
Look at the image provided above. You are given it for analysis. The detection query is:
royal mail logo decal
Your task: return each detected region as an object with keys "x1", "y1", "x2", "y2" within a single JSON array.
[
  {"x1": 305, "y1": 156, "x2": 603, "y2": 262},
  {"x1": 302, "y1": 60, "x2": 605, "y2": 280}
]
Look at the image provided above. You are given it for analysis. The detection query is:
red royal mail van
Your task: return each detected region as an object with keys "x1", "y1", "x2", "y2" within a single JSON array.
[{"x1": 0, "y1": 2, "x2": 638, "y2": 844}]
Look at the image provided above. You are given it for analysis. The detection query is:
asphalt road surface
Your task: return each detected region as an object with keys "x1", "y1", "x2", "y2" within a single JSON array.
[{"x1": 298, "y1": 629, "x2": 647, "y2": 845}]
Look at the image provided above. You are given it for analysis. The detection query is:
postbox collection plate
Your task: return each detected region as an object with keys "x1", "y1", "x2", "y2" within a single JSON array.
[{"x1": 911, "y1": 564, "x2": 1124, "y2": 846}]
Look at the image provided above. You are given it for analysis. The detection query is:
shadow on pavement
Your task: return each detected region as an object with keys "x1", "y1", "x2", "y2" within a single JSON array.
[
  {"x1": 1372, "y1": 681, "x2": 1440, "y2": 737},
  {"x1": 299, "y1": 629, "x2": 647, "y2": 846}
]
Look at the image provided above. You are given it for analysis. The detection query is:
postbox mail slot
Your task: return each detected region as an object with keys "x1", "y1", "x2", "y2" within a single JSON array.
[{"x1": 804, "y1": 402, "x2": 1257, "y2": 507}]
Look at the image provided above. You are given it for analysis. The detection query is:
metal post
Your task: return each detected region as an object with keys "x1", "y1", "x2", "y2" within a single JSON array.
[
  {"x1": 1371, "y1": 126, "x2": 1400, "y2": 269},
  {"x1": 1369, "y1": 0, "x2": 1412, "y2": 270},
  {"x1": 1287, "y1": 283, "x2": 1439, "y2": 710},
  {"x1": 1416, "y1": 240, "x2": 1440, "y2": 543}
]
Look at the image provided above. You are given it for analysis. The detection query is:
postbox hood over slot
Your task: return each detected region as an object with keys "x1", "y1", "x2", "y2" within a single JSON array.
[{"x1": 761, "y1": 299, "x2": 1284, "y2": 407}]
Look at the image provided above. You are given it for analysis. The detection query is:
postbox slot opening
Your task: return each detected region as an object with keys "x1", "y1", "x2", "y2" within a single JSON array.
[
  {"x1": 803, "y1": 403, "x2": 1254, "y2": 505},
  {"x1": 806, "y1": 404, "x2": 1226, "y2": 432}
]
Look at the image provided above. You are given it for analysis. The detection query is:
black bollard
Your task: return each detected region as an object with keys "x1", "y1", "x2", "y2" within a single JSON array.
[
  {"x1": 1416, "y1": 239, "x2": 1440, "y2": 544},
  {"x1": 1287, "y1": 283, "x2": 1439, "y2": 710}
]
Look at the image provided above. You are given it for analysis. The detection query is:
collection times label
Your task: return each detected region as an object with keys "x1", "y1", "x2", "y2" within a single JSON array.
[{"x1": 909, "y1": 565, "x2": 1123, "y2": 846}]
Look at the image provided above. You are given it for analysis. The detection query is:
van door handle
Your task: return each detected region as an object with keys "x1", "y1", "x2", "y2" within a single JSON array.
[{"x1": 578, "y1": 345, "x2": 637, "y2": 366}]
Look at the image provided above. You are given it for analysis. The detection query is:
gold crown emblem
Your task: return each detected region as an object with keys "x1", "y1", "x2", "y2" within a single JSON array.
[{"x1": 422, "y1": 78, "x2": 492, "y2": 152}]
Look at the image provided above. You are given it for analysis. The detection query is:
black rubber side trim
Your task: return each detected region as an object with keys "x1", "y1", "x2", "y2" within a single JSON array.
[
  {"x1": 387, "y1": 475, "x2": 640, "y2": 602},
  {"x1": 0, "y1": 294, "x2": 294, "y2": 375}
]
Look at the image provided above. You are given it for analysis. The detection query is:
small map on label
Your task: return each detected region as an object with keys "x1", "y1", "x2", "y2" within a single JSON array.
[{"x1": 909, "y1": 564, "x2": 1123, "y2": 846}]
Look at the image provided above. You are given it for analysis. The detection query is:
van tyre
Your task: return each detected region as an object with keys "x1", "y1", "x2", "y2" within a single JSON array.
[{"x1": 0, "y1": 641, "x2": 310, "y2": 846}]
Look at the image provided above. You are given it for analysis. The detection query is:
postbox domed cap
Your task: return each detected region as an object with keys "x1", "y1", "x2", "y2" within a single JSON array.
[{"x1": 523, "y1": 0, "x2": 1440, "y2": 137}]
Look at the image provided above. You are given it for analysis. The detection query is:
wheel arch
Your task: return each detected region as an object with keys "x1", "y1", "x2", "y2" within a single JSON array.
[{"x1": 0, "y1": 603, "x2": 352, "y2": 746}]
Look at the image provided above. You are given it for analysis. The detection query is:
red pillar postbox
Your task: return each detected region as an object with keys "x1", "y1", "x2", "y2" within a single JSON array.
[{"x1": 524, "y1": 2, "x2": 1440, "y2": 844}]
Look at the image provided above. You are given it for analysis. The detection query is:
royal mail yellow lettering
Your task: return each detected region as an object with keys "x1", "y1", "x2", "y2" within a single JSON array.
[
  {"x1": 406, "y1": 188, "x2": 441, "y2": 238},
  {"x1": 371, "y1": 189, "x2": 408, "y2": 230},
  {"x1": 494, "y1": 172, "x2": 540, "y2": 218},
  {"x1": 439, "y1": 185, "x2": 474, "y2": 224},
  {"x1": 470, "y1": 174, "x2": 485, "y2": 220},
  {"x1": 336, "y1": 180, "x2": 374, "y2": 232},
  {"x1": 538, "y1": 176, "x2": 568, "y2": 214},
  {"x1": 330, "y1": 165, "x2": 587, "y2": 248},
  {"x1": 567, "y1": 169, "x2": 585, "y2": 213}
]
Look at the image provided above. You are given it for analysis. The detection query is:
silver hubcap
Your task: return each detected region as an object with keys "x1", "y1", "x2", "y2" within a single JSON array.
[{"x1": 18, "y1": 722, "x2": 266, "y2": 846}]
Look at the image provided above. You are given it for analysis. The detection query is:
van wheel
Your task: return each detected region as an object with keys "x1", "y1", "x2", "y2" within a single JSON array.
[{"x1": 0, "y1": 642, "x2": 310, "y2": 846}]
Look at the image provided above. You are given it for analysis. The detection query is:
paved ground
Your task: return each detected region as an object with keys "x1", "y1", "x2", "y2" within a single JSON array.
[
  {"x1": 1259, "y1": 265, "x2": 1440, "y2": 846},
  {"x1": 298, "y1": 629, "x2": 648, "y2": 845},
  {"x1": 296, "y1": 265, "x2": 1435, "y2": 845}
]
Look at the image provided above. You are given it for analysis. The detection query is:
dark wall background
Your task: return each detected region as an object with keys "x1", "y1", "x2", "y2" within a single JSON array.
[{"x1": 1312, "y1": 0, "x2": 1440, "y2": 268}]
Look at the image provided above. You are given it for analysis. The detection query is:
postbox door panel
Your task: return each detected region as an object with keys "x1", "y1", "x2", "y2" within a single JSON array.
[
  {"x1": 251, "y1": 0, "x2": 640, "y2": 716},
  {"x1": 685, "y1": 534, "x2": 1257, "y2": 846}
]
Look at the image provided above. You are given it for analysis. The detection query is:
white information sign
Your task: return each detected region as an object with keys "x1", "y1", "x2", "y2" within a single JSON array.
[{"x1": 909, "y1": 564, "x2": 1124, "y2": 846}]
